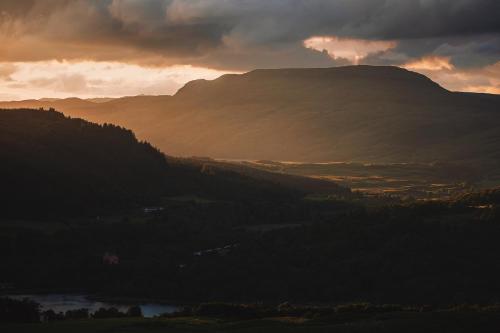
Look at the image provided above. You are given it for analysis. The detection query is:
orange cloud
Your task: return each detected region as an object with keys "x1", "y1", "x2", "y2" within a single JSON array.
[
  {"x1": 304, "y1": 36, "x2": 397, "y2": 64},
  {"x1": 403, "y1": 56, "x2": 454, "y2": 71},
  {"x1": 402, "y1": 57, "x2": 500, "y2": 94}
]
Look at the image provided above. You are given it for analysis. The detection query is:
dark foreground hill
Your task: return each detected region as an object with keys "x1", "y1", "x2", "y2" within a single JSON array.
[
  {"x1": 0, "y1": 108, "x2": 171, "y2": 217},
  {"x1": 0, "y1": 108, "x2": 347, "y2": 217},
  {"x1": 4, "y1": 109, "x2": 500, "y2": 306},
  {"x1": 2, "y1": 66, "x2": 499, "y2": 166}
]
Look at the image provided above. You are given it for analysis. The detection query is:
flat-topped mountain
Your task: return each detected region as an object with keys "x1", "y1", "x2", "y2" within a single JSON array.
[{"x1": 2, "y1": 66, "x2": 499, "y2": 166}]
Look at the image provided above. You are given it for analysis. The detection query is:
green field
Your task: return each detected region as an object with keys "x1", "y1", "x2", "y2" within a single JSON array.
[
  {"x1": 240, "y1": 160, "x2": 500, "y2": 200},
  {"x1": 4, "y1": 312, "x2": 500, "y2": 333}
]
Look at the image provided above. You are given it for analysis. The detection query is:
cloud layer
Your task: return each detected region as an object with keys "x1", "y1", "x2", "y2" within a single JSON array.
[
  {"x1": 0, "y1": 0, "x2": 498, "y2": 98},
  {"x1": 0, "y1": 0, "x2": 498, "y2": 69}
]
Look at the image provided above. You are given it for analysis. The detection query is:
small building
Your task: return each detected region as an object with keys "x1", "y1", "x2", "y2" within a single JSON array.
[{"x1": 102, "y1": 252, "x2": 119, "y2": 265}]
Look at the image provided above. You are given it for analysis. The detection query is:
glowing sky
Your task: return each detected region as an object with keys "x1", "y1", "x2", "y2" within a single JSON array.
[
  {"x1": 0, "y1": 61, "x2": 233, "y2": 100},
  {"x1": 0, "y1": 0, "x2": 498, "y2": 100}
]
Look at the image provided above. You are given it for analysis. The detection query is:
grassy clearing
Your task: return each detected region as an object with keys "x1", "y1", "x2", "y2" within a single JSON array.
[{"x1": 247, "y1": 160, "x2": 486, "y2": 200}]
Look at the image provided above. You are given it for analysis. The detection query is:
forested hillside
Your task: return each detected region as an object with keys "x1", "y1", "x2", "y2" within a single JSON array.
[
  {"x1": 0, "y1": 108, "x2": 347, "y2": 218},
  {"x1": 0, "y1": 108, "x2": 172, "y2": 217}
]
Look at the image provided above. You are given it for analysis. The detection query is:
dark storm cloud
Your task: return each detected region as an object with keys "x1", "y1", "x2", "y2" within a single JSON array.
[
  {"x1": 362, "y1": 34, "x2": 500, "y2": 69},
  {"x1": 0, "y1": 0, "x2": 498, "y2": 70},
  {"x1": 434, "y1": 35, "x2": 500, "y2": 68},
  {"x1": 0, "y1": 0, "x2": 226, "y2": 63}
]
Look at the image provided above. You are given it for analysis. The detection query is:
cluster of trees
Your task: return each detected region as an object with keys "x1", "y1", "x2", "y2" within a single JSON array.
[
  {"x1": 0, "y1": 109, "x2": 169, "y2": 217},
  {"x1": 2, "y1": 194, "x2": 499, "y2": 305},
  {"x1": 170, "y1": 301, "x2": 500, "y2": 320},
  {"x1": 0, "y1": 297, "x2": 142, "y2": 323},
  {"x1": 0, "y1": 297, "x2": 40, "y2": 323},
  {"x1": 456, "y1": 188, "x2": 500, "y2": 206},
  {"x1": 42, "y1": 308, "x2": 89, "y2": 321},
  {"x1": 42, "y1": 305, "x2": 142, "y2": 322}
]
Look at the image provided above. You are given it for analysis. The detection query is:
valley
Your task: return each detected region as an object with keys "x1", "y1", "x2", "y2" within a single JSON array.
[
  {"x1": 1, "y1": 67, "x2": 500, "y2": 331},
  {"x1": 236, "y1": 160, "x2": 495, "y2": 200},
  {"x1": 1, "y1": 1, "x2": 499, "y2": 330}
]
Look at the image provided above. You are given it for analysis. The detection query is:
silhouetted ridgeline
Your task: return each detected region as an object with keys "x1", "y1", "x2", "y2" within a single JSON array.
[
  {"x1": 1, "y1": 66, "x2": 499, "y2": 166},
  {"x1": 0, "y1": 108, "x2": 171, "y2": 217}
]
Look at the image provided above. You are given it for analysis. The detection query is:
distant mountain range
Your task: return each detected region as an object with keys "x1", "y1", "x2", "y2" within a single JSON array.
[{"x1": 2, "y1": 66, "x2": 499, "y2": 167}]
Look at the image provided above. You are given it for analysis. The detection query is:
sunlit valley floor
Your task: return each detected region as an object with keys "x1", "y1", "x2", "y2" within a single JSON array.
[{"x1": 217, "y1": 159, "x2": 500, "y2": 200}]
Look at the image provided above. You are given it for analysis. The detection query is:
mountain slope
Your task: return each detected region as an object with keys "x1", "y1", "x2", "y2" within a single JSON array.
[
  {"x1": 0, "y1": 108, "x2": 347, "y2": 217},
  {"x1": 2, "y1": 66, "x2": 499, "y2": 165},
  {"x1": 0, "y1": 108, "x2": 170, "y2": 217}
]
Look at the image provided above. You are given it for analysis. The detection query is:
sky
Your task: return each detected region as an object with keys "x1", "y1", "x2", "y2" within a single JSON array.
[{"x1": 0, "y1": 0, "x2": 499, "y2": 100}]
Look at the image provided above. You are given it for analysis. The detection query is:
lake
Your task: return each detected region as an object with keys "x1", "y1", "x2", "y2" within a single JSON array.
[{"x1": 9, "y1": 294, "x2": 180, "y2": 318}]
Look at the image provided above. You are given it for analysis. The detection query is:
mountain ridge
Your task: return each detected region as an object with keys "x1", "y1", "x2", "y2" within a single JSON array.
[{"x1": 1, "y1": 65, "x2": 499, "y2": 166}]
